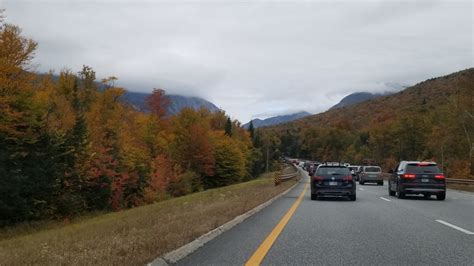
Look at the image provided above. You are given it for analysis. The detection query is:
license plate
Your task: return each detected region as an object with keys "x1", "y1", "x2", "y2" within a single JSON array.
[
  {"x1": 329, "y1": 181, "x2": 338, "y2": 186},
  {"x1": 421, "y1": 179, "x2": 429, "y2": 183}
]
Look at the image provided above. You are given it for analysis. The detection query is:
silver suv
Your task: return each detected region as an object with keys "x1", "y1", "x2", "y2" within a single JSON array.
[{"x1": 359, "y1": 166, "x2": 383, "y2": 186}]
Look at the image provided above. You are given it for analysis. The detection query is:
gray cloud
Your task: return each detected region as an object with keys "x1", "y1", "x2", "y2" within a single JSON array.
[{"x1": 2, "y1": 0, "x2": 472, "y2": 122}]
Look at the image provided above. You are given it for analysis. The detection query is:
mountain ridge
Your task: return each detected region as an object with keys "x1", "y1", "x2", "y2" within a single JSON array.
[
  {"x1": 122, "y1": 91, "x2": 221, "y2": 115},
  {"x1": 243, "y1": 111, "x2": 311, "y2": 129},
  {"x1": 330, "y1": 91, "x2": 394, "y2": 110},
  {"x1": 266, "y1": 68, "x2": 474, "y2": 131}
]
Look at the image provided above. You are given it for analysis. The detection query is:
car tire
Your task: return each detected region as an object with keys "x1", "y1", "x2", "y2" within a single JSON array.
[
  {"x1": 388, "y1": 188, "x2": 395, "y2": 197},
  {"x1": 378, "y1": 181, "x2": 384, "y2": 186},
  {"x1": 360, "y1": 181, "x2": 364, "y2": 185},
  {"x1": 436, "y1": 192, "x2": 446, "y2": 201},
  {"x1": 397, "y1": 190, "x2": 405, "y2": 199},
  {"x1": 388, "y1": 181, "x2": 396, "y2": 197},
  {"x1": 311, "y1": 194, "x2": 317, "y2": 200},
  {"x1": 349, "y1": 195, "x2": 356, "y2": 201}
]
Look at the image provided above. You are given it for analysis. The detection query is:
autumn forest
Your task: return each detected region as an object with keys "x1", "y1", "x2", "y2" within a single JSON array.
[
  {"x1": 1, "y1": 13, "x2": 473, "y2": 226},
  {"x1": 0, "y1": 19, "x2": 277, "y2": 225}
]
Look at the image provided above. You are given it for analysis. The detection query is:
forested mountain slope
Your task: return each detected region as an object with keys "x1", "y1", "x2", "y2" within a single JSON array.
[
  {"x1": 274, "y1": 69, "x2": 473, "y2": 131},
  {"x1": 263, "y1": 69, "x2": 473, "y2": 178}
]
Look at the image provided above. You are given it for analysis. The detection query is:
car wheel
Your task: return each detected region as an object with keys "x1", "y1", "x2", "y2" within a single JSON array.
[
  {"x1": 349, "y1": 195, "x2": 356, "y2": 201},
  {"x1": 397, "y1": 189, "x2": 405, "y2": 199},
  {"x1": 311, "y1": 194, "x2": 317, "y2": 200},
  {"x1": 378, "y1": 181, "x2": 384, "y2": 186},
  {"x1": 388, "y1": 185, "x2": 395, "y2": 196},
  {"x1": 360, "y1": 181, "x2": 364, "y2": 185},
  {"x1": 436, "y1": 192, "x2": 446, "y2": 201}
]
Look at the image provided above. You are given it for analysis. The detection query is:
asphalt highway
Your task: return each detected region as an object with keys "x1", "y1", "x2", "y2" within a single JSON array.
[{"x1": 178, "y1": 170, "x2": 474, "y2": 265}]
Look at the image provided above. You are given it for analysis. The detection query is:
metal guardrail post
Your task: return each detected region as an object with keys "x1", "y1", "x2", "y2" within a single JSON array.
[{"x1": 274, "y1": 171, "x2": 282, "y2": 186}]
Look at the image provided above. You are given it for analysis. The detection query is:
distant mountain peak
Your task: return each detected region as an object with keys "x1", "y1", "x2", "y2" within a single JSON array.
[
  {"x1": 121, "y1": 91, "x2": 220, "y2": 115},
  {"x1": 330, "y1": 91, "x2": 394, "y2": 110},
  {"x1": 243, "y1": 111, "x2": 311, "y2": 129}
]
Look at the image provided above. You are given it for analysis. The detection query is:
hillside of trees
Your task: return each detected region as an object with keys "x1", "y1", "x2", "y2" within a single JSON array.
[
  {"x1": 263, "y1": 69, "x2": 474, "y2": 178},
  {"x1": 0, "y1": 18, "x2": 276, "y2": 225}
]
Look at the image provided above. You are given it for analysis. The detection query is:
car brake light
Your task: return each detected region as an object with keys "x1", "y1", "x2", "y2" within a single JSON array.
[
  {"x1": 435, "y1": 174, "x2": 445, "y2": 179},
  {"x1": 343, "y1": 175, "x2": 352, "y2": 181},
  {"x1": 402, "y1": 174, "x2": 416, "y2": 179},
  {"x1": 314, "y1": 176, "x2": 324, "y2": 181}
]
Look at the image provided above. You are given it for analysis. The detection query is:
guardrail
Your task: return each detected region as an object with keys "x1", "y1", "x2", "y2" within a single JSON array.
[
  {"x1": 446, "y1": 178, "x2": 474, "y2": 185},
  {"x1": 274, "y1": 164, "x2": 300, "y2": 185}
]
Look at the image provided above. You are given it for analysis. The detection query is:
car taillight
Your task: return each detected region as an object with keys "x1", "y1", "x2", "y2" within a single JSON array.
[
  {"x1": 435, "y1": 174, "x2": 445, "y2": 180},
  {"x1": 402, "y1": 174, "x2": 416, "y2": 179},
  {"x1": 314, "y1": 176, "x2": 324, "y2": 181},
  {"x1": 343, "y1": 175, "x2": 352, "y2": 181}
]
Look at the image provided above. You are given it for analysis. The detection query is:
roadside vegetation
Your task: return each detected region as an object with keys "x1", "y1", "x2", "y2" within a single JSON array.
[
  {"x1": 0, "y1": 13, "x2": 282, "y2": 226},
  {"x1": 0, "y1": 171, "x2": 297, "y2": 265}
]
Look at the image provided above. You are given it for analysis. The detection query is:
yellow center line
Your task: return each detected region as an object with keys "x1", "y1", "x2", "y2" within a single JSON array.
[{"x1": 245, "y1": 181, "x2": 309, "y2": 266}]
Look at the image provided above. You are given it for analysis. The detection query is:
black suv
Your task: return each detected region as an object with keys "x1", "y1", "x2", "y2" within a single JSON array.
[
  {"x1": 388, "y1": 161, "x2": 446, "y2": 200},
  {"x1": 311, "y1": 164, "x2": 356, "y2": 201}
]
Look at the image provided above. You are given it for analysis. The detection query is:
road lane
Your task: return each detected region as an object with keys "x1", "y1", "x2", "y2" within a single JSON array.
[
  {"x1": 179, "y1": 170, "x2": 474, "y2": 265},
  {"x1": 178, "y1": 176, "x2": 307, "y2": 266},
  {"x1": 265, "y1": 174, "x2": 474, "y2": 265},
  {"x1": 246, "y1": 182, "x2": 308, "y2": 265},
  {"x1": 360, "y1": 183, "x2": 474, "y2": 232}
]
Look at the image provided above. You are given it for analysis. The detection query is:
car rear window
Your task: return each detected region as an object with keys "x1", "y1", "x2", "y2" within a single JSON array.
[
  {"x1": 364, "y1": 166, "x2": 381, "y2": 172},
  {"x1": 316, "y1": 167, "x2": 350, "y2": 175},
  {"x1": 406, "y1": 164, "x2": 440, "y2": 173}
]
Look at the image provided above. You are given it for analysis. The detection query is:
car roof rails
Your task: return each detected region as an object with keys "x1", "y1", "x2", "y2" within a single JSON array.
[{"x1": 322, "y1": 161, "x2": 345, "y2": 166}]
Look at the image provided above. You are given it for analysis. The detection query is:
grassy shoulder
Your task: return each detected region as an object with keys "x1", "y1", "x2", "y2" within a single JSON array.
[{"x1": 0, "y1": 171, "x2": 298, "y2": 265}]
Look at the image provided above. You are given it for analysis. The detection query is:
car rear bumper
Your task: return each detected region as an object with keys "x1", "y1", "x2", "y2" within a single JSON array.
[
  {"x1": 312, "y1": 187, "x2": 356, "y2": 197},
  {"x1": 400, "y1": 184, "x2": 445, "y2": 194}
]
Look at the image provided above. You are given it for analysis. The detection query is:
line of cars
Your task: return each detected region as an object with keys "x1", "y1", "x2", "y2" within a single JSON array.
[{"x1": 292, "y1": 159, "x2": 446, "y2": 201}]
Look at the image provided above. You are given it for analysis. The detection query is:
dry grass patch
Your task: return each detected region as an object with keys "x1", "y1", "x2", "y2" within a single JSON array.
[{"x1": 0, "y1": 172, "x2": 297, "y2": 265}]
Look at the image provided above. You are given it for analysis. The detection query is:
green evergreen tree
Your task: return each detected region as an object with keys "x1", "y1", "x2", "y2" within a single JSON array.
[
  {"x1": 248, "y1": 120, "x2": 255, "y2": 140},
  {"x1": 225, "y1": 117, "x2": 232, "y2": 137}
]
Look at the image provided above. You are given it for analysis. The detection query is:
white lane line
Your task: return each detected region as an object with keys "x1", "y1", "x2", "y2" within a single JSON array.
[
  {"x1": 436, "y1": 220, "x2": 474, "y2": 235},
  {"x1": 380, "y1": 197, "x2": 391, "y2": 202},
  {"x1": 359, "y1": 188, "x2": 365, "y2": 191}
]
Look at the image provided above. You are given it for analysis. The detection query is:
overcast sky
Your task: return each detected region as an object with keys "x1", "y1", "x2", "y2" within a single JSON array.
[{"x1": 2, "y1": 0, "x2": 473, "y2": 122}]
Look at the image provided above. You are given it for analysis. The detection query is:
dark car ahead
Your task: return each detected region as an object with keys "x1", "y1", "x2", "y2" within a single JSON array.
[
  {"x1": 311, "y1": 164, "x2": 356, "y2": 201},
  {"x1": 388, "y1": 161, "x2": 446, "y2": 200}
]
